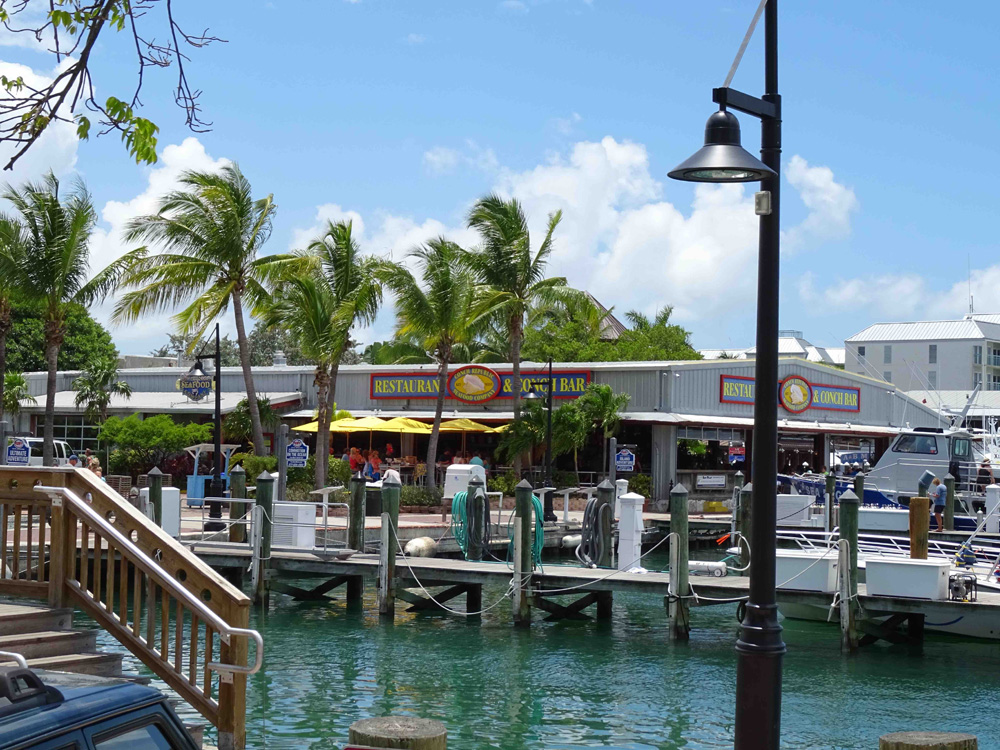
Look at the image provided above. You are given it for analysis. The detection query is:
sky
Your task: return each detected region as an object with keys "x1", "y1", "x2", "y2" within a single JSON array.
[{"x1": 2, "y1": 0, "x2": 1000, "y2": 356}]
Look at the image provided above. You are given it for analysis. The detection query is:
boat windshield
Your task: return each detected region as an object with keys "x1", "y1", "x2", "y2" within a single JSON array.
[{"x1": 891, "y1": 434, "x2": 938, "y2": 454}]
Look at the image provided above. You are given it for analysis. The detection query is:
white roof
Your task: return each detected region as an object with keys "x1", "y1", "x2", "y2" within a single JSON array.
[
  {"x1": 905, "y1": 389, "x2": 1000, "y2": 417},
  {"x1": 847, "y1": 318, "x2": 1000, "y2": 342},
  {"x1": 22, "y1": 391, "x2": 302, "y2": 415},
  {"x1": 704, "y1": 337, "x2": 844, "y2": 366}
]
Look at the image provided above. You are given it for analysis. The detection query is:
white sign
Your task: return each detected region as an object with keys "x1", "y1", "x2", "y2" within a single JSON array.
[
  {"x1": 5, "y1": 438, "x2": 28, "y2": 467},
  {"x1": 286, "y1": 438, "x2": 309, "y2": 469},
  {"x1": 615, "y1": 448, "x2": 636, "y2": 473},
  {"x1": 696, "y1": 474, "x2": 727, "y2": 489}
]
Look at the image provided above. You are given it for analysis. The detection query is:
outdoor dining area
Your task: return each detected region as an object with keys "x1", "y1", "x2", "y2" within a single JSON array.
[{"x1": 291, "y1": 415, "x2": 509, "y2": 485}]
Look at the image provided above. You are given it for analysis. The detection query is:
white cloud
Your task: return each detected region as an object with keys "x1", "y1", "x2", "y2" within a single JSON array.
[
  {"x1": 499, "y1": 0, "x2": 528, "y2": 13},
  {"x1": 422, "y1": 140, "x2": 498, "y2": 176},
  {"x1": 88, "y1": 137, "x2": 230, "y2": 350},
  {"x1": 783, "y1": 155, "x2": 859, "y2": 252},
  {"x1": 553, "y1": 112, "x2": 582, "y2": 135},
  {"x1": 406, "y1": 33, "x2": 425, "y2": 45}
]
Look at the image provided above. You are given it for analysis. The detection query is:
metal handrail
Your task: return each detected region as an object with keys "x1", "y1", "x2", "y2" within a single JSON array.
[
  {"x1": 0, "y1": 651, "x2": 27, "y2": 668},
  {"x1": 34, "y1": 484, "x2": 263, "y2": 677}
]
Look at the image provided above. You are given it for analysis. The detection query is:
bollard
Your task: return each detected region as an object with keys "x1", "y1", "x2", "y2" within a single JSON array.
[
  {"x1": 825, "y1": 472, "x2": 836, "y2": 533},
  {"x1": 513, "y1": 479, "x2": 534, "y2": 626},
  {"x1": 944, "y1": 473, "x2": 956, "y2": 532},
  {"x1": 379, "y1": 472, "x2": 401, "y2": 618},
  {"x1": 734, "y1": 470, "x2": 745, "y2": 491},
  {"x1": 595, "y1": 480, "x2": 614, "y2": 568},
  {"x1": 668, "y1": 484, "x2": 690, "y2": 641},
  {"x1": 349, "y1": 717, "x2": 447, "y2": 750},
  {"x1": 838, "y1": 489, "x2": 860, "y2": 653},
  {"x1": 254, "y1": 471, "x2": 274, "y2": 607},
  {"x1": 738, "y1": 483, "x2": 753, "y2": 576},
  {"x1": 147, "y1": 466, "x2": 163, "y2": 527},
  {"x1": 348, "y1": 473, "x2": 366, "y2": 603},
  {"x1": 229, "y1": 465, "x2": 247, "y2": 543},
  {"x1": 467, "y1": 476, "x2": 485, "y2": 562},
  {"x1": 879, "y1": 731, "x2": 977, "y2": 750}
]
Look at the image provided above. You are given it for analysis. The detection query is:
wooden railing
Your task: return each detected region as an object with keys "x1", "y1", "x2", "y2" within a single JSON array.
[{"x1": 0, "y1": 467, "x2": 259, "y2": 750}]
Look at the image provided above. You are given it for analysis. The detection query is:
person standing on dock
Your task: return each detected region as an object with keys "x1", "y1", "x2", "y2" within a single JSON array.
[{"x1": 929, "y1": 477, "x2": 947, "y2": 532}]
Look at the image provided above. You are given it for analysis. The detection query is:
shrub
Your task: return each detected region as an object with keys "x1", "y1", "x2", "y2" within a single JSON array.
[
  {"x1": 231, "y1": 452, "x2": 277, "y2": 481},
  {"x1": 553, "y1": 470, "x2": 579, "y2": 488},
  {"x1": 487, "y1": 471, "x2": 518, "y2": 497},
  {"x1": 400, "y1": 485, "x2": 443, "y2": 507},
  {"x1": 626, "y1": 473, "x2": 652, "y2": 498}
]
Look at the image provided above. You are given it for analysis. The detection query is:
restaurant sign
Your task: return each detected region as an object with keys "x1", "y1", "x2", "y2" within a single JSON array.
[
  {"x1": 177, "y1": 374, "x2": 213, "y2": 402},
  {"x1": 719, "y1": 374, "x2": 860, "y2": 413},
  {"x1": 371, "y1": 370, "x2": 591, "y2": 400}
]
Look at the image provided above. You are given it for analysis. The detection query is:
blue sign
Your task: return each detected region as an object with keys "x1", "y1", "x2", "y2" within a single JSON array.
[
  {"x1": 178, "y1": 374, "x2": 213, "y2": 402},
  {"x1": 286, "y1": 438, "x2": 309, "y2": 469},
  {"x1": 5, "y1": 438, "x2": 28, "y2": 467},
  {"x1": 615, "y1": 448, "x2": 636, "y2": 473}
]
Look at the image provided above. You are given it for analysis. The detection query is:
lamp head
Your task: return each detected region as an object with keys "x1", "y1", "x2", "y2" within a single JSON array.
[
  {"x1": 668, "y1": 109, "x2": 776, "y2": 183},
  {"x1": 524, "y1": 388, "x2": 541, "y2": 401},
  {"x1": 187, "y1": 359, "x2": 206, "y2": 378}
]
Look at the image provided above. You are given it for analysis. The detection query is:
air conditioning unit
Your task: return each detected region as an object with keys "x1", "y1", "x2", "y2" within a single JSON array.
[
  {"x1": 139, "y1": 487, "x2": 182, "y2": 538},
  {"x1": 272, "y1": 502, "x2": 315, "y2": 548}
]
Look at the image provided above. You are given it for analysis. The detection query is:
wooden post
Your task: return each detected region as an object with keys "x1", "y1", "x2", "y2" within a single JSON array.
[
  {"x1": 229, "y1": 464, "x2": 247, "y2": 543},
  {"x1": 910, "y1": 488, "x2": 930, "y2": 561},
  {"x1": 944, "y1": 472, "x2": 956, "y2": 532},
  {"x1": 513, "y1": 479, "x2": 534, "y2": 627},
  {"x1": 879, "y1": 732, "x2": 976, "y2": 750},
  {"x1": 824, "y1": 472, "x2": 836, "y2": 533},
  {"x1": 349, "y1": 717, "x2": 447, "y2": 750},
  {"x1": 217, "y1": 604, "x2": 250, "y2": 750},
  {"x1": 738, "y1": 482, "x2": 752, "y2": 576},
  {"x1": 595, "y1": 480, "x2": 614, "y2": 568},
  {"x1": 467, "y1": 476, "x2": 485, "y2": 562},
  {"x1": 853, "y1": 472, "x2": 864, "y2": 506},
  {"x1": 147, "y1": 466, "x2": 164, "y2": 527},
  {"x1": 838, "y1": 488, "x2": 859, "y2": 653},
  {"x1": 348, "y1": 473, "x2": 366, "y2": 604},
  {"x1": 668, "y1": 484, "x2": 690, "y2": 640},
  {"x1": 379, "y1": 472, "x2": 401, "y2": 618},
  {"x1": 254, "y1": 471, "x2": 274, "y2": 607},
  {"x1": 47, "y1": 493, "x2": 66, "y2": 608}
]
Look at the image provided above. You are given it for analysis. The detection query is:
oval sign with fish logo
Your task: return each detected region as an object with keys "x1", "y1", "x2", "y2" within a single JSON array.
[
  {"x1": 780, "y1": 375, "x2": 812, "y2": 413},
  {"x1": 448, "y1": 365, "x2": 502, "y2": 404}
]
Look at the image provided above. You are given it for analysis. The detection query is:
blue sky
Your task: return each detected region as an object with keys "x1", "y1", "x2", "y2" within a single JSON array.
[{"x1": 3, "y1": 0, "x2": 1000, "y2": 355}]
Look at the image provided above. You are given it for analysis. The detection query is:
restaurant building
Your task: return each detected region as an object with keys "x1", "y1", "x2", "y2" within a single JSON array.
[{"x1": 15, "y1": 356, "x2": 937, "y2": 501}]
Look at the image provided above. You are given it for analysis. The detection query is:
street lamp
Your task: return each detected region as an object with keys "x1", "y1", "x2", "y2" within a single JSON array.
[
  {"x1": 668, "y1": 2, "x2": 785, "y2": 748},
  {"x1": 192, "y1": 323, "x2": 225, "y2": 532}
]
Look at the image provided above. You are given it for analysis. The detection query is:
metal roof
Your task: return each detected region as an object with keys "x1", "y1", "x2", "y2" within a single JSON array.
[
  {"x1": 847, "y1": 319, "x2": 1000, "y2": 342},
  {"x1": 22, "y1": 391, "x2": 302, "y2": 415}
]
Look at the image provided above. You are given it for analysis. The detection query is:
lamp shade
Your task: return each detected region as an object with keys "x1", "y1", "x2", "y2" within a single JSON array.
[
  {"x1": 668, "y1": 110, "x2": 776, "y2": 183},
  {"x1": 523, "y1": 389, "x2": 542, "y2": 401}
]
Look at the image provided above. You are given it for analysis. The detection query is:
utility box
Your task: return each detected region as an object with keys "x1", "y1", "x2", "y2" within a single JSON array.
[
  {"x1": 613, "y1": 478, "x2": 629, "y2": 520},
  {"x1": 775, "y1": 551, "x2": 839, "y2": 593},
  {"x1": 139, "y1": 487, "x2": 182, "y2": 538},
  {"x1": 272, "y1": 502, "x2": 316, "y2": 549},
  {"x1": 443, "y1": 464, "x2": 487, "y2": 500},
  {"x1": 865, "y1": 559, "x2": 951, "y2": 600},
  {"x1": 775, "y1": 494, "x2": 814, "y2": 527},
  {"x1": 617, "y1": 492, "x2": 644, "y2": 571}
]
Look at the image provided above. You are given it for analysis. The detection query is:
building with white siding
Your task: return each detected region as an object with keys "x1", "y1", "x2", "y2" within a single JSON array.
[
  {"x1": 845, "y1": 314, "x2": 1000, "y2": 391},
  {"x1": 700, "y1": 330, "x2": 845, "y2": 366}
]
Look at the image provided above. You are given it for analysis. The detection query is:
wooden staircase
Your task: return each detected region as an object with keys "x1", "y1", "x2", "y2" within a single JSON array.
[{"x1": 0, "y1": 601, "x2": 128, "y2": 677}]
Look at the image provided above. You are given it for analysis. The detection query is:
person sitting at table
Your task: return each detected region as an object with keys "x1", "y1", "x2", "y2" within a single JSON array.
[
  {"x1": 349, "y1": 447, "x2": 364, "y2": 475},
  {"x1": 470, "y1": 451, "x2": 484, "y2": 467},
  {"x1": 368, "y1": 450, "x2": 382, "y2": 481},
  {"x1": 385, "y1": 443, "x2": 395, "y2": 460},
  {"x1": 452, "y1": 453, "x2": 465, "y2": 465},
  {"x1": 440, "y1": 450, "x2": 452, "y2": 465}
]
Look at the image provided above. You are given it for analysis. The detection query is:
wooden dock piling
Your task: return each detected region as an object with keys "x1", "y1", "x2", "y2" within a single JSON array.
[
  {"x1": 349, "y1": 716, "x2": 447, "y2": 750},
  {"x1": 348, "y1": 474, "x2": 366, "y2": 604},
  {"x1": 467, "y1": 476, "x2": 485, "y2": 563},
  {"x1": 254, "y1": 471, "x2": 274, "y2": 607},
  {"x1": 825, "y1": 472, "x2": 836, "y2": 532},
  {"x1": 229, "y1": 465, "x2": 247, "y2": 543},
  {"x1": 738, "y1": 482, "x2": 752, "y2": 576},
  {"x1": 838, "y1": 488, "x2": 859, "y2": 653},
  {"x1": 944, "y1": 472, "x2": 956, "y2": 531},
  {"x1": 513, "y1": 480, "x2": 534, "y2": 627},
  {"x1": 879, "y1": 731, "x2": 977, "y2": 749},
  {"x1": 379, "y1": 473, "x2": 401, "y2": 618},
  {"x1": 148, "y1": 466, "x2": 163, "y2": 527},
  {"x1": 668, "y1": 484, "x2": 690, "y2": 640},
  {"x1": 909, "y1": 496, "x2": 930, "y2": 560}
]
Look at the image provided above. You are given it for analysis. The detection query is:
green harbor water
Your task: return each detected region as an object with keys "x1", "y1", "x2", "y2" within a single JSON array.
[{"x1": 105, "y1": 557, "x2": 1000, "y2": 750}]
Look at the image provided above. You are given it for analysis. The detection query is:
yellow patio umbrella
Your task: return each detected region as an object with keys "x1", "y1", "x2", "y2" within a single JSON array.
[
  {"x1": 437, "y1": 418, "x2": 503, "y2": 455},
  {"x1": 293, "y1": 418, "x2": 368, "y2": 433},
  {"x1": 381, "y1": 417, "x2": 432, "y2": 433}
]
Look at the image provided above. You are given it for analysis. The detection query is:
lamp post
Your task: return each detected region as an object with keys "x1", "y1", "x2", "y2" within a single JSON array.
[
  {"x1": 524, "y1": 369, "x2": 557, "y2": 523},
  {"x1": 668, "y1": 1, "x2": 785, "y2": 748},
  {"x1": 192, "y1": 323, "x2": 225, "y2": 532}
]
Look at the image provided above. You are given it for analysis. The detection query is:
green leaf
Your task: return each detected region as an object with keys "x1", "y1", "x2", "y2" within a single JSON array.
[{"x1": 75, "y1": 115, "x2": 90, "y2": 141}]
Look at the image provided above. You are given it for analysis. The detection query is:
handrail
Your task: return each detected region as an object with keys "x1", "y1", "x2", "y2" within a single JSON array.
[
  {"x1": 0, "y1": 651, "x2": 28, "y2": 668},
  {"x1": 34, "y1": 484, "x2": 263, "y2": 678}
]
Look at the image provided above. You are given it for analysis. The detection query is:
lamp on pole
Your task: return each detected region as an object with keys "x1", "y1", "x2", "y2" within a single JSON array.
[
  {"x1": 542, "y1": 358, "x2": 556, "y2": 521},
  {"x1": 668, "y1": 1, "x2": 785, "y2": 748},
  {"x1": 192, "y1": 323, "x2": 225, "y2": 532}
]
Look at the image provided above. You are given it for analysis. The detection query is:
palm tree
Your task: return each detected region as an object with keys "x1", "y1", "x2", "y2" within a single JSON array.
[
  {"x1": 261, "y1": 275, "x2": 345, "y2": 488},
  {"x1": 114, "y1": 164, "x2": 304, "y2": 456},
  {"x1": 382, "y1": 238, "x2": 493, "y2": 490},
  {"x1": 72, "y1": 356, "x2": 132, "y2": 422},
  {"x1": 465, "y1": 194, "x2": 576, "y2": 477},
  {"x1": 578, "y1": 383, "x2": 631, "y2": 478},
  {"x1": 624, "y1": 307, "x2": 674, "y2": 331},
  {"x1": 223, "y1": 396, "x2": 279, "y2": 446},
  {"x1": 0, "y1": 219, "x2": 29, "y2": 426},
  {"x1": 304, "y1": 219, "x2": 383, "y2": 473},
  {"x1": 3, "y1": 372, "x2": 35, "y2": 417},
  {"x1": 1, "y1": 173, "x2": 118, "y2": 465}
]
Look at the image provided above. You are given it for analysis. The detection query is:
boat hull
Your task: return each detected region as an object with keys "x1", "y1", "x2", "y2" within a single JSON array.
[{"x1": 779, "y1": 601, "x2": 1000, "y2": 640}]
